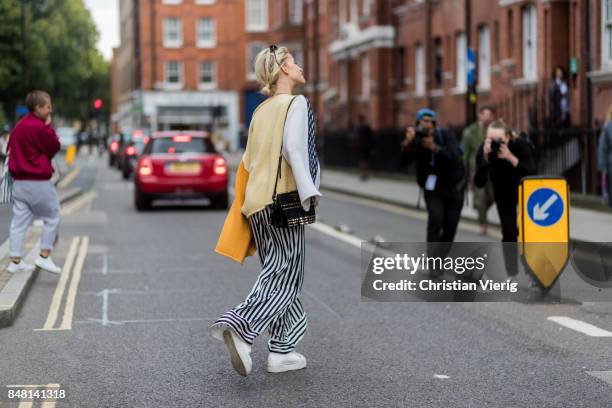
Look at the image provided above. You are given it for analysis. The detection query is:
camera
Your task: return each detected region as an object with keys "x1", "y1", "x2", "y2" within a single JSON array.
[
  {"x1": 490, "y1": 138, "x2": 504, "y2": 156},
  {"x1": 413, "y1": 126, "x2": 430, "y2": 147}
]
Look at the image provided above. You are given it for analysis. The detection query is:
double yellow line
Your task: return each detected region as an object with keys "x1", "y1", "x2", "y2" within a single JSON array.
[{"x1": 35, "y1": 236, "x2": 89, "y2": 331}]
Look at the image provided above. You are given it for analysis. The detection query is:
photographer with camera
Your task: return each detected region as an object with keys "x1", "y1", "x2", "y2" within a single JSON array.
[
  {"x1": 402, "y1": 108, "x2": 466, "y2": 243},
  {"x1": 474, "y1": 120, "x2": 536, "y2": 278}
]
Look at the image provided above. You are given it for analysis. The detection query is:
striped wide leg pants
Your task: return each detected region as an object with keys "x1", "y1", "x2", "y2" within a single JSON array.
[{"x1": 211, "y1": 206, "x2": 307, "y2": 353}]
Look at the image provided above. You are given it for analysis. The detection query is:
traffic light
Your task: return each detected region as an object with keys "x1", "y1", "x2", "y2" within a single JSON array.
[{"x1": 93, "y1": 98, "x2": 103, "y2": 110}]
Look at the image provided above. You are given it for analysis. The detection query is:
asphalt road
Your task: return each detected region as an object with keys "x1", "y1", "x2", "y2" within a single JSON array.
[{"x1": 0, "y1": 153, "x2": 611, "y2": 407}]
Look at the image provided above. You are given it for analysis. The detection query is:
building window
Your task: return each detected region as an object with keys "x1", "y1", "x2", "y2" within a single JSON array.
[
  {"x1": 162, "y1": 0, "x2": 181, "y2": 4},
  {"x1": 433, "y1": 37, "x2": 443, "y2": 88},
  {"x1": 199, "y1": 61, "x2": 216, "y2": 88},
  {"x1": 247, "y1": 42, "x2": 266, "y2": 80},
  {"x1": 197, "y1": 18, "x2": 215, "y2": 48},
  {"x1": 163, "y1": 18, "x2": 182, "y2": 48},
  {"x1": 289, "y1": 0, "x2": 303, "y2": 24},
  {"x1": 292, "y1": 47, "x2": 304, "y2": 67},
  {"x1": 350, "y1": 0, "x2": 358, "y2": 23},
  {"x1": 522, "y1": 5, "x2": 537, "y2": 79},
  {"x1": 363, "y1": 0, "x2": 373, "y2": 16},
  {"x1": 478, "y1": 25, "x2": 490, "y2": 90},
  {"x1": 603, "y1": 0, "x2": 612, "y2": 68},
  {"x1": 165, "y1": 61, "x2": 182, "y2": 87},
  {"x1": 415, "y1": 44, "x2": 425, "y2": 95},
  {"x1": 195, "y1": 0, "x2": 215, "y2": 4},
  {"x1": 340, "y1": 63, "x2": 348, "y2": 102},
  {"x1": 508, "y1": 9, "x2": 514, "y2": 58},
  {"x1": 339, "y1": 0, "x2": 347, "y2": 25},
  {"x1": 246, "y1": 0, "x2": 268, "y2": 32},
  {"x1": 456, "y1": 32, "x2": 467, "y2": 91},
  {"x1": 362, "y1": 54, "x2": 370, "y2": 98}
]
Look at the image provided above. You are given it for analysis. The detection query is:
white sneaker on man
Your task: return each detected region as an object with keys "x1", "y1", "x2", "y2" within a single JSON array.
[
  {"x1": 267, "y1": 351, "x2": 307, "y2": 373},
  {"x1": 6, "y1": 261, "x2": 35, "y2": 274},
  {"x1": 34, "y1": 256, "x2": 61, "y2": 274},
  {"x1": 222, "y1": 329, "x2": 252, "y2": 376}
]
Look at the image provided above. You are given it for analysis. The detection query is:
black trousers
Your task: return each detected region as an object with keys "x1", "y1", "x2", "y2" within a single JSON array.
[
  {"x1": 424, "y1": 188, "x2": 464, "y2": 242},
  {"x1": 496, "y1": 197, "x2": 519, "y2": 276}
]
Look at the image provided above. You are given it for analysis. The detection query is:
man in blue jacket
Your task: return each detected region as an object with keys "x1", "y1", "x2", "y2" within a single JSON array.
[{"x1": 402, "y1": 108, "x2": 466, "y2": 242}]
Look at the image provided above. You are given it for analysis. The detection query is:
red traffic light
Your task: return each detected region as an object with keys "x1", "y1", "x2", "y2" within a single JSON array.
[{"x1": 93, "y1": 99, "x2": 103, "y2": 110}]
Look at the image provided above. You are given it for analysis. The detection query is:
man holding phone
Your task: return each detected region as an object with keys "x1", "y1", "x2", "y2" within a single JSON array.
[{"x1": 6, "y1": 90, "x2": 62, "y2": 274}]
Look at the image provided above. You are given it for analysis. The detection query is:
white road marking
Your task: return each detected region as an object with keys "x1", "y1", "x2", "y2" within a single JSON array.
[
  {"x1": 102, "y1": 289, "x2": 110, "y2": 326},
  {"x1": 433, "y1": 374, "x2": 450, "y2": 379},
  {"x1": 7, "y1": 384, "x2": 61, "y2": 388},
  {"x1": 303, "y1": 289, "x2": 342, "y2": 319},
  {"x1": 587, "y1": 371, "x2": 612, "y2": 386},
  {"x1": 308, "y1": 222, "x2": 364, "y2": 249},
  {"x1": 547, "y1": 316, "x2": 612, "y2": 337},
  {"x1": 322, "y1": 190, "x2": 501, "y2": 239},
  {"x1": 76, "y1": 317, "x2": 213, "y2": 326},
  {"x1": 102, "y1": 254, "x2": 108, "y2": 275},
  {"x1": 38, "y1": 237, "x2": 80, "y2": 331}
]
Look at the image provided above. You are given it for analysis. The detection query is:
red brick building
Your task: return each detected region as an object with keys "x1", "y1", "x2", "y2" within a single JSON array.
[
  {"x1": 112, "y1": 0, "x2": 612, "y2": 149},
  {"x1": 111, "y1": 0, "x2": 306, "y2": 149},
  {"x1": 303, "y1": 0, "x2": 612, "y2": 132}
]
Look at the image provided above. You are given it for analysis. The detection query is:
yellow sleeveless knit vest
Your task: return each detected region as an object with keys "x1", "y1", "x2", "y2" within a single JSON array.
[{"x1": 241, "y1": 94, "x2": 298, "y2": 218}]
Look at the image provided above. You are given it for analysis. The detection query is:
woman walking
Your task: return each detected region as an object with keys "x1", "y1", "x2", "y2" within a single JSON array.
[{"x1": 210, "y1": 45, "x2": 321, "y2": 376}]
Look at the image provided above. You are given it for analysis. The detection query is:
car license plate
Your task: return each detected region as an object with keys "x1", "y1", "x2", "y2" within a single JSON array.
[{"x1": 168, "y1": 162, "x2": 201, "y2": 174}]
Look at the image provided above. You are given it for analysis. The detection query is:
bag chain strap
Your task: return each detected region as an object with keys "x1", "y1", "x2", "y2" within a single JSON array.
[{"x1": 272, "y1": 96, "x2": 297, "y2": 202}]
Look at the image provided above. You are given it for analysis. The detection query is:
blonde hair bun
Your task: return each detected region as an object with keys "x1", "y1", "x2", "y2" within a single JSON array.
[{"x1": 254, "y1": 46, "x2": 290, "y2": 96}]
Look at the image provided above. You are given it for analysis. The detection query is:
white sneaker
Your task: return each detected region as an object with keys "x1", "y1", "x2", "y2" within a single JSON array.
[
  {"x1": 267, "y1": 351, "x2": 307, "y2": 373},
  {"x1": 34, "y1": 256, "x2": 62, "y2": 274},
  {"x1": 6, "y1": 261, "x2": 35, "y2": 274},
  {"x1": 222, "y1": 329, "x2": 252, "y2": 376}
]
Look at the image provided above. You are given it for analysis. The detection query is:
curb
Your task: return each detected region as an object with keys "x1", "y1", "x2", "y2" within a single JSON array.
[
  {"x1": 320, "y1": 183, "x2": 496, "y2": 228},
  {"x1": 320, "y1": 183, "x2": 590, "y2": 244},
  {"x1": 0, "y1": 186, "x2": 83, "y2": 328}
]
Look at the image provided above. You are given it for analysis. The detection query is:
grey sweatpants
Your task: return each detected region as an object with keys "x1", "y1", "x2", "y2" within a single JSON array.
[{"x1": 9, "y1": 180, "x2": 61, "y2": 258}]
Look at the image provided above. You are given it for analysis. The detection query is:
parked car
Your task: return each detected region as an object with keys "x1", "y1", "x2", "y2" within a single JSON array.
[
  {"x1": 133, "y1": 131, "x2": 228, "y2": 211},
  {"x1": 108, "y1": 134, "x2": 123, "y2": 167},
  {"x1": 117, "y1": 129, "x2": 147, "y2": 170},
  {"x1": 56, "y1": 127, "x2": 77, "y2": 151},
  {"x1": 121, "y1": 136, "x2": 149, "y2": 179}
]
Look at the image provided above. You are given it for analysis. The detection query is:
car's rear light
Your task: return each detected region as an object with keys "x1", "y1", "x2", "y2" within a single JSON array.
[
  {"x1": 138, "y1": 157, "x2": 153, "y2": 176},
  {"x1": 110, "y1": 141, "x2": 119, "y2": 152},
  {"x1": 173, "y1": 135, "x2": 192, "y2": 143},
  {"x1": 144, "y1": 136, "x2": 150, "y2": 144},
  {"x1": 126, "y1": 146, "x2": 136, "y2": 156},
  {"x1": 213, "y1": 157, "x2": 227, "y2": 175}
]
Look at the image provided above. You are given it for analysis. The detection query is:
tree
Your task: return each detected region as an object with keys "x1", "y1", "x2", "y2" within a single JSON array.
[{"x1": 0, "y1": 0, "x2": 110, "y2": 125}]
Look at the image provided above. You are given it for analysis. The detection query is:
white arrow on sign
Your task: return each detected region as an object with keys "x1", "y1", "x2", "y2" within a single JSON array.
[{"x1": 533, "y1": 194, "x2": 559, "y2": 221}]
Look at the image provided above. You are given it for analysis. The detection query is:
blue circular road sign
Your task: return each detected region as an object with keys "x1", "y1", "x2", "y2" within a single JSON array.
[{"x1": 527, "y1": 188, "x2": 564, "y2": 227}]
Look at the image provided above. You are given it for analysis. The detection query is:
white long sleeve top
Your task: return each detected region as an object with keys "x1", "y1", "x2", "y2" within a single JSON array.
[{"x1": 282, "y1": 95, "x2": 322, "y2": 211}]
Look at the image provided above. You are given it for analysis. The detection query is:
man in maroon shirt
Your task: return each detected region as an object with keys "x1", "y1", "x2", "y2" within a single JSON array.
[{"x1": 6, "y1": 91, "x2": 62, "y2": 274}]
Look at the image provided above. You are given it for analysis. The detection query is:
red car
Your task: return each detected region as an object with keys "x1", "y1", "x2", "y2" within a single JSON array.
[{"x1": 133, "y1": 131, "x2": 228, "y2": 211}]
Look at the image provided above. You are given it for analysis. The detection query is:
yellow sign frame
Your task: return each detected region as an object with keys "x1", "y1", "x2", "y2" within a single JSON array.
[{"x1": 518, "y1": 176, "x2": 570, "y2": 290}]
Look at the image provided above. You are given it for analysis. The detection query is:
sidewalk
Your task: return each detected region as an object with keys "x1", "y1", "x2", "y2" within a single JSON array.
[
  {"x1": 224, "y1": 150, "x2": 610, "y2": 242},
  {"x1": 320, "y1": 168, "x2": 611, "y2": 243},
  {"x1": 0, "y1": 165, "x2": 83, "y2": 327}
]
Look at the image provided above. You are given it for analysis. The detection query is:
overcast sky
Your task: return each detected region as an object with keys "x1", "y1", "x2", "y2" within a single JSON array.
[{"x1": 84, "y1": 0, "x2": 119, "y2": 61}]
